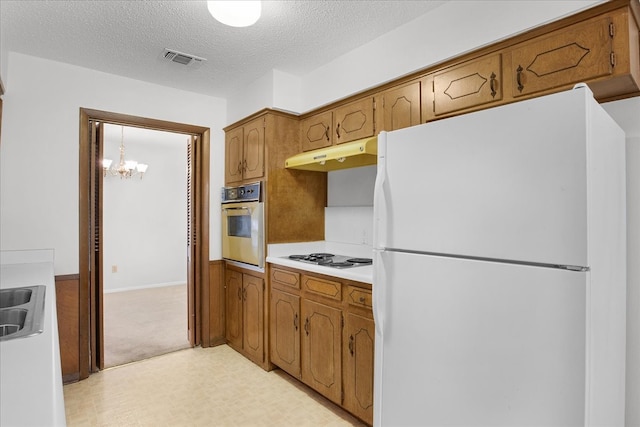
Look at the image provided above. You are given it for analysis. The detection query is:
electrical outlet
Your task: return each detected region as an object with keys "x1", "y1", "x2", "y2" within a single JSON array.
[{"x1": 112, "y1": 265, "x2": 118, "y2": 273}]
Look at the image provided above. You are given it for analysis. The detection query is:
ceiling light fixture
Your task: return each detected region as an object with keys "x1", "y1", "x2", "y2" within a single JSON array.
[
  {"x1": 102, "y1": 126, "x2": 148, "y2": 179},
  {"x1": 207, "y1": 1, "x2": 261, "y2": 27}
]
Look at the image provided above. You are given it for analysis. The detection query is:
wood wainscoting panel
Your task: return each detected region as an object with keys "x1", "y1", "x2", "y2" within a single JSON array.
[
  {"x1": 55, "y1": 274, "x2": 80, "y2": 384},
  {"x1": 207, "y1": 260, "x2": 226, "y2": 346}
]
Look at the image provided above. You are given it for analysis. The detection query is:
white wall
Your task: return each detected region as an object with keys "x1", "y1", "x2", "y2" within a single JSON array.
[
  {"x1": 227, "y1": 69, "x2": 302, "y2": 124},
  {"x1": 102, "y1": 124, "x2": 188, "y2": 292},
  {"x1": 603, "y1": 97, "x2": 640, "y2": 427},
  {"x1": 0, "y1": 52, "x2": 226, "y2": 275}
]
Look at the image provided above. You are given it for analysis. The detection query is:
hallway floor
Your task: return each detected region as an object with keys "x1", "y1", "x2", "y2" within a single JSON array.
[{"x1": 64, "y1": 345, "x2": 367, "y2": 426}]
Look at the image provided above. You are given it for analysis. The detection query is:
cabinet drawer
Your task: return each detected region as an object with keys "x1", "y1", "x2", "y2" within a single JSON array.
[
  {"x1": 509, "y1": 15, "x2": 613, "y2": 98},
  {"x1": 271, "y1": 268, "x2": 300, "y2": 291},
  {"x1": 302, "y1": 275, "x2": 342, "y2": 301},
  {"x1": 346, "y1": 286, "x2": 372, "y2": 309}
]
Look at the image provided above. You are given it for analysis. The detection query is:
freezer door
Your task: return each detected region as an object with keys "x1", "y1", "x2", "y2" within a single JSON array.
[
  {"x1": 380, "y1": 88, "x2": 603, "y2": 267},
  {"x1": 373, "y1": 251, "x2": 586, "y2": 426}
]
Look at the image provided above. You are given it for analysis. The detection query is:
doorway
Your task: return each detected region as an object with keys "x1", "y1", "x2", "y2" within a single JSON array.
[
  {"x1": 79, "y1": 109, "x2": 211, "y2": 376},
  {"x1": 101, "y1": 124, "x2": 190, "y2": 368}
]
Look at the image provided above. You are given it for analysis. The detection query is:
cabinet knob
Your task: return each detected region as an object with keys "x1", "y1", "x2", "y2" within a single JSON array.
[{"x1": 359, "y1": 296, "x2": 366, "y2": 303}]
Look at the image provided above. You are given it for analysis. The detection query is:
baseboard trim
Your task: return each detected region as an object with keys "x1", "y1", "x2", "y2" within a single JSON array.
[{"x1": 103, "y1": 281, "x2": 186, "y2": 294}]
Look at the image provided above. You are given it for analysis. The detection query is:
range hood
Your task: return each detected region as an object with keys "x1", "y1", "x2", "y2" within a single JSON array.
[{"x1": 285, "y1": 136, "x2": 377, "y2": 172}]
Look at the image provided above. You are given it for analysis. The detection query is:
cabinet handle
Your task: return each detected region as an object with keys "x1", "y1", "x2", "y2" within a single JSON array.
[
  {"x1": 490, "y1": 72, "x2": 497, "y2": 98},
  {"x1": 359, "y1": 296, "x2": 365, "y2": 303},
  {"x1": 237, "y1": 162, "x2": 243, "y2": 174},
  {"x1": 304, "y1": 317, "x2": 310, "y2": 336},
  {"x1": 336, "y1": 123, "x2": 341, "y2": 139},
  {"x1": 237, "y1": 287, "x2": 242, "y2": 300},
  {"x1": 349, "y1": 335, "x2": 354, "y2": 356},
  {"x1": 243, "y1": 159, "x2": 247, "y2": 172},
  {"x1": 324, "y1": 125, "x2": 330, "y2": 141},
  {"x1": 294, "y1": 313, "x2": 298, "y2": 330},
  {"x1": 516, "y1": 65, "x2": 524, "y2": 93},
  {"x1": 242, "y1": 288, "x2": 247, "y2": 301}
]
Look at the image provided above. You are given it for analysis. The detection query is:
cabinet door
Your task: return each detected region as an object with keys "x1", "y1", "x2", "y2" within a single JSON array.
[
  {"x1": 301, "y1": 299, "x2": 342, "y2": 404},
  {"x1": 225, "y1": 269, "x2": 243, "y2": 348},
  {"x1": 300, "y1": 111, "x2": 333, "y2": 152},
  {"x1": 242, "y1": 274, "x2": 264, "y2": 363},
  {"x1": 431, "y1": 54, "x2": 502, "y2": 117},
  {"x1": 343, "y1": 313, "x2": 374, "y2": 425},
  {"x1": 243, "y1": 117, "x2": 265, "y2": 181},
  {"x1": 509, "y1": 16, "x2": 613, "y2": 98},
  {"x1": 225, "y1": 127, "x2": 244, "y2": 185},
  {"x1": 270, "y1": 289, "x2": 301, "y2": 377},
  {"x1": 381, "y1": 82, "x2": 421, "y2": 132},
  {"x1": 334, "y1": 97, "x2": 375, "y2": 144}
]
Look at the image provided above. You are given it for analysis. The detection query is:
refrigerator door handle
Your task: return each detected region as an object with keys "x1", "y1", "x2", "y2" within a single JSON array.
[
  {"x1": 373, "y1": 132, "x2": 388, "y2": 250},
  {"x1": 372, "y1": 249, "x2": 385, "y2": 336}
]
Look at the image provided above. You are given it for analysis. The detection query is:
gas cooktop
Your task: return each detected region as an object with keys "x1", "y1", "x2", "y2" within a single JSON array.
[{"x1": 288, "y1": 253, "x2": 373, "y2": 269}]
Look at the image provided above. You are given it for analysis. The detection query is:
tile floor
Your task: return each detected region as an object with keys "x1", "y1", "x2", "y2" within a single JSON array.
[{"x1": 64, "y1": 345, "x2": 367, "y2": 426}]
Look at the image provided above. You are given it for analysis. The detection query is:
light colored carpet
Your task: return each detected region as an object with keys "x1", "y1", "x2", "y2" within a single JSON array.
[{"x1": 103, "y1": 284, "x2": 190, "y2": 368}]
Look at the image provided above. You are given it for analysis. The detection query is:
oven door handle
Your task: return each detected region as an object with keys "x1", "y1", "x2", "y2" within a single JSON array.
[{"x1": 222, "y1": 206, "x2": 253, "y2": 215}]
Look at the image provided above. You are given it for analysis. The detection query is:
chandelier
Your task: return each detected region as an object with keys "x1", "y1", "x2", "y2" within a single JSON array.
[{"x1": 102, "y1": 126, "x2": 149, "y2": 179}]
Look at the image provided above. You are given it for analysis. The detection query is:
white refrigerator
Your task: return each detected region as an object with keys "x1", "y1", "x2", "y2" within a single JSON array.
[{"x1": 372, "y1": 85, "x2": 626, "y2": 426}]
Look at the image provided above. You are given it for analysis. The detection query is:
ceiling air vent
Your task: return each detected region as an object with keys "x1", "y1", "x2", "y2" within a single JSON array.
[{"x1": 162, "y1": 48, "x2": 206, "y2": 67}]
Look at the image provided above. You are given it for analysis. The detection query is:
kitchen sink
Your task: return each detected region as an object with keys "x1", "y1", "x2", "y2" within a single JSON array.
[
  {"x1": 0, "y1": 287, "x2": 33, "y2": 308},
  {"x1": 0, "y1": 286, "x2": 46, "y2": 341}
]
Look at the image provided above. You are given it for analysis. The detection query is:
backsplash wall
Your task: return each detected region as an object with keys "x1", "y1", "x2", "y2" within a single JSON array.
[
  {"x1": 327, "y1": 165, "x2": 376, "y2": 206},
  {"x1": 325, "y1": 165, "x2": 376, "y2": 246}
]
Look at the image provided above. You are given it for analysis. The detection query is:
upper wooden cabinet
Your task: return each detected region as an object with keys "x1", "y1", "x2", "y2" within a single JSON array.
[
  {"x1": 224, "y1": 116, "x2": 265, "y2": 185},
  {"x1": 514, "y1": 5, "x2": 639, "y2": 102},
  {"x1": 423, "y1": 54, "x2": 503, "y2": 122},
  {"x1": 333, "y1": 97, "x2": 375, "y2": 144},
  {"x1": 508, "y1": 15, "x2": 614, "y2": 98},
  {"x1": 224, "y1": 126, "x2": 243, "y2": 185},
  {"x1": 377, "y1": 81, "x2": 421, "y2": 132},
  {"x1": 300, "y1": 97, "x2": 375, "y2": 151},
  {"x1": 224, "y1": 110, "x2": 326, "y2": 244},
  {"x1": 300, "y1": 111, "x2": 333, "y2": 151}
]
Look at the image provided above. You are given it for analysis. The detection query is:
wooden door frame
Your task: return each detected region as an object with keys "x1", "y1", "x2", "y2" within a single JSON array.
[{"x1": 79, "y1": 108, "x2": 210, "y2": 378}]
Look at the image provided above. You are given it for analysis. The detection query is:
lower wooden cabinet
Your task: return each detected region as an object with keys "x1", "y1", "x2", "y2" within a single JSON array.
[
  {"x1": 269, "y1": 265, "x2": 374, "y2": 424},
  {"x1": 343, "y1": 312, "x2": 375, "y2": 425},
  {"x1": 301, "y1": 298, "x2": 342, "y2": 404},
  {"x1": 225, "y1": 265, "x2": 265, "y2": 366},
  {"x1": 270, "y1": 288, "x2": 300, "y2": 377}
]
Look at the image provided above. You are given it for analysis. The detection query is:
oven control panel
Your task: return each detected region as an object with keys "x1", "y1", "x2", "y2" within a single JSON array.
[{"x1": 221, "y1": 181, "x2": 262, "y2": 203}]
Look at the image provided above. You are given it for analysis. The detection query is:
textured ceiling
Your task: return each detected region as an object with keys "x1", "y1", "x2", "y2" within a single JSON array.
[{"x1": 0, "y1": 0, "x2": 447, "y2": 99}]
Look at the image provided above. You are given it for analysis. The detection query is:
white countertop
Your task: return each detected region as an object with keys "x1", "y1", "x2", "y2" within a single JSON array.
[
  {"x1": 267, "y1": 241, "x2": 373, "y2": 284},
  {"x1": 0, "y1": 250, "x2": 67, "y2": 427}
]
